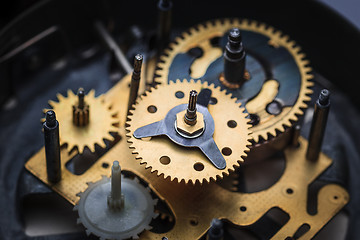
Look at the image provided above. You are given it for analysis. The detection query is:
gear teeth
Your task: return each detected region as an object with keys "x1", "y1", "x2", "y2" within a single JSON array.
[
  {"x1": 132, "y1": 234, "x2": 139, "y2": 239},
  {"x1": 85, "y1": 229, "x2": 91, "y2": 236},
  {"x1": 144, "y1": 225, "x2": 153, "y2": 231},
  {"x1": 47, "y1": 100, "x2": 57, "y2": 107},
  {"x1": 76, "y1": 218, "x2": 82, "y2": 224},
  {"x1": 67, "y1": 89, "x2": 75, "y2": 97}
]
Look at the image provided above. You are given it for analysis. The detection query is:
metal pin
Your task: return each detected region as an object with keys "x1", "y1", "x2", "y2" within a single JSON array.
[
  {"x1": 223, "y1": 28, "x2": 246, "y2": 87},
  {"x1": 306, "y1": 89, "x2": 331, "y2": 161},
  {"x1": 43, "y1": 110, "x2": 61, "y2": 183},
  {"x1": 207, "y1": 219, "x2": 224, "y2": 240},
  {"x1": 156, "y1": 0, "x2": 173, "y2": 59},
  {"x1": 77, "y1": 88, "x2": 85, "y2": 109},
  {"x1": 184, "y1": 90, "x2": 198, "y2": 125},
  {"x1": 127, "y1": 54, "x2": 143, "y2": 115},
  {"x1": 73, "y1": 88, "x2": 89, "y2": 127},
  {"x1": 107, "y1": 161, "x2": 124, "y2": 211},
  {"x1": 94, "y1": 21, "x2": 133, "y2": 75},
  {"x1": 292, "y1": 125, "x2": 301, "y2": 147}
]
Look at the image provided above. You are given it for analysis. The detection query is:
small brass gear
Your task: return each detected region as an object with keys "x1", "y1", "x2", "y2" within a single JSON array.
[
  {"x1": 155, "y1": 18, "x2": 313, "y2": 143},
  {"x1": 45, "y1": 89, "x2": 119, "y2": 153},
  {"x1": 126, "y1": 80, "x2": 252, "y2": 184}
]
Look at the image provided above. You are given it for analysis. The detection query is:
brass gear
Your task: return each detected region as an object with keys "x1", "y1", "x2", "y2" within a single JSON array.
[
  {"x1": 155, "y1": 18, "x2": 313, "y2": 143},
  {"x1": 126, "y1": 80, "x2": 252, "y2": 184},
  {"x1": 45, "y1": 89, "x2": 119, "y2": 153}
]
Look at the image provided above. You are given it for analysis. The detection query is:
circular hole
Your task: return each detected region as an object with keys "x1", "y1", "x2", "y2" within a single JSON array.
[
  {"x1": 190, "y1": 219, "x2": 198, "y2": 226},
  {"x1": 159, "y1": 156, "x2": 171, "y2": 165},
  {"x1": 187, "y1": 47, "x2": 203, "y2": 58},
  {"x1": 193, "y1": 162, "x2": 204, "y2": 171},
  {"x1": 147, "y1": 105, "x2": 157, "y2": 113},
  {"x1": 210, "y1": 36, "x2": 221, "y2": 47},
  {"x1": 334, "y1": 195, "x2": 338, "y2": 200},
  {"x1": 222, "y1": 147, "x2": 232, "y2": 156},
  {"x1": 286, "y1": 188, "x2": 294, "y2": 194},
  {"x1": 102, "y1": 162, "x2": 109, "y2": 169},
  {"x1": 209, "y1": 97, "x2": 217, "y2": 105},
  {"x1": 227, "y1": 120, "x2": 237, "y2": 128},
  {"x1": 249, "y1": 113, "x2": 260, "y2": 126},
  {"x1": 175, "y1": 91, "x2": 184, "y2": 99},
  {"x1": 240, "y1": 206, "x2": 247, "y2": 212}
]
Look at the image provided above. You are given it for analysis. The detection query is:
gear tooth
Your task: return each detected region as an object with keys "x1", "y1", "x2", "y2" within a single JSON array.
[
  {"x1": 304, "y1": 67, "x2": 312, "y2": 73},
  {"x1": 88, "y1": 89, "x2": 96, "y2": 98},
  {"x1": 98, "y1": 140, "x2": 106, "y2": 149},
  {"x1": 233, "y1": 18, "x2": 240, "y2": 25},
  {"x1": 132, "y1": 234, "x2": 139, "y2": 239},
  {"x1": 67, "y1": 89, "x2": 74, "y2": 97},
  {"x1": 153, "y1": 199, "x2": 158, "y2": 205},
  {"x1": 48, "y1": 99, "x2": 57, "y2": 107},
  {"x1": 144, "y1": 225, "x2": 153, "y2": 231},
  {"x1": 73, "y1": 204, "x2": 79, "y2": 211},
  {"x1": 56, "y1": 93, "x2": 64, "y2": 101},
  {"x1": 153, "y1": 212, "x2": 160, "y2": 218},
  {"x1": 76, "y1": 218, "x2": 82, "y2": 224},
  {"x1": 107, "y1": 133, "x2": 115, "y2": 142},
  {"x1": 85, "y1": 229, "x2": 91, "y2": 236}
]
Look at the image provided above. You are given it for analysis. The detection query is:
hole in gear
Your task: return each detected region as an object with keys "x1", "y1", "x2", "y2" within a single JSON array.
[
  {"x1": 187, "y1": 47, "x2": 203, "y2": 58},
  {"x1": 227, "y1": 120, "x2": 237, "y2": 128},
  {"x1": 159, "y1": 156, "x2": 171, "y2": 165},
  {"x1": 194, "y1": 162, "x2": 204, "y2": 171},
  {"x1": 147, "y1": 105, "x2": 157, "y2": 113},
  {"x1": 222, "y1": 147, "x2": 232, "y2": 156},
  {"x1": 175, "y1": 91, "x2": 184, "y2": 99}
]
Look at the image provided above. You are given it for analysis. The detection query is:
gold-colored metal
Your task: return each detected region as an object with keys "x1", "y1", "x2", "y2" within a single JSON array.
[
  {"x1": 24, "y1": 49, "x2": 346, "y2": 239},
  {"x1": 126, "y1": 80, "x2": 252, "y2": 184},
  {"x1": 72, "y1": 88, "x2": 90, "y2": 127},
  {"x1": 176, "y1": 110, "x2": 204, "y2": 136},
  {"x1": 25, "y1": 130, "x2": 349, "y2": 239},
  {"x1": 218, "y1": 70, "x2": 251, "y2": 89},
  {"x1": 45, "y1": 89, "x2": 119, "y2": 153},
  {"x1": 155, "y1": 18, "x2": 313, "y2": 143}
]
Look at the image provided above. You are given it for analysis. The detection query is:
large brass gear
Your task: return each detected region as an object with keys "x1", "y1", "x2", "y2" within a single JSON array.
[
  {"x1": 155, "y1": 18, "x2": 313, "y2": 143},
  {"x1": 46, "y1": 89, "x2": 119, "y2": 153},
  {"x1": 126, "y1": 80, "x2": 252, "y2": 184}
]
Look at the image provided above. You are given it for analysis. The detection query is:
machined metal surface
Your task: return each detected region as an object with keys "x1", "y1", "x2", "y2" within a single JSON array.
[
  {"x1": 155, "y1": 18, "x2": 313, "y2": 144},
  {"x1": 1, "y1": 1, "x2": 358, "y2": 239},
  {"x1": 127, "y1": 80, "x2": 252, "y2": 184},
  {"x1": 25, "y1": 128, "x2": 348, "y2": 239},
  {"x1": 44, "y1": 89, "x2": 119, "y2": 153}
]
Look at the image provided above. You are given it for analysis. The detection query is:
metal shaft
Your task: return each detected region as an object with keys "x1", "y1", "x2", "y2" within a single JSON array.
[
  {"x1": 73, "y1": 88, "x2": 89, "y2": 127},
  {"x1": 207, "y1": 219, "x2": 224, "y2": 240},
  {"x1": 107, "y1": 161, "x2": 124, "y2": 211},
  {"x1": 292, "y1": 125, "x2": 301, "y2": 147},
  {"x1": 111, "y1": 161, "x2": 122, "y2": 200},
  {"x1": 95, "y1": 21, "x2": 133, "y2": 75},
  {"x1": 223, "y1": 28, "x2": 246, "y2": 87},
  {"x1": 184, "y1": 90, "x2": 198, "y2": 125},
  {"x1": 156, "y1": 0, "x2": 172, "y2": 58},
  {"x1": 127, "y1": 54, "x2": 143, "y2": 115},
  {"x1": 306, "y1": 89, "x2": 330, "y2": 161},
  {"x1": 43, "y1": 110, "x2": 61, "y2": 183},
  {"x1": 77, "y1": 88, "x2": 85, "y2": 109}
]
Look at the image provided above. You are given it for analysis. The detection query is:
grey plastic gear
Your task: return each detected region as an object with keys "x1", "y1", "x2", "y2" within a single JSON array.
[{"x1": 74, "y1": 176, "x2": 158, "y2": 240}]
